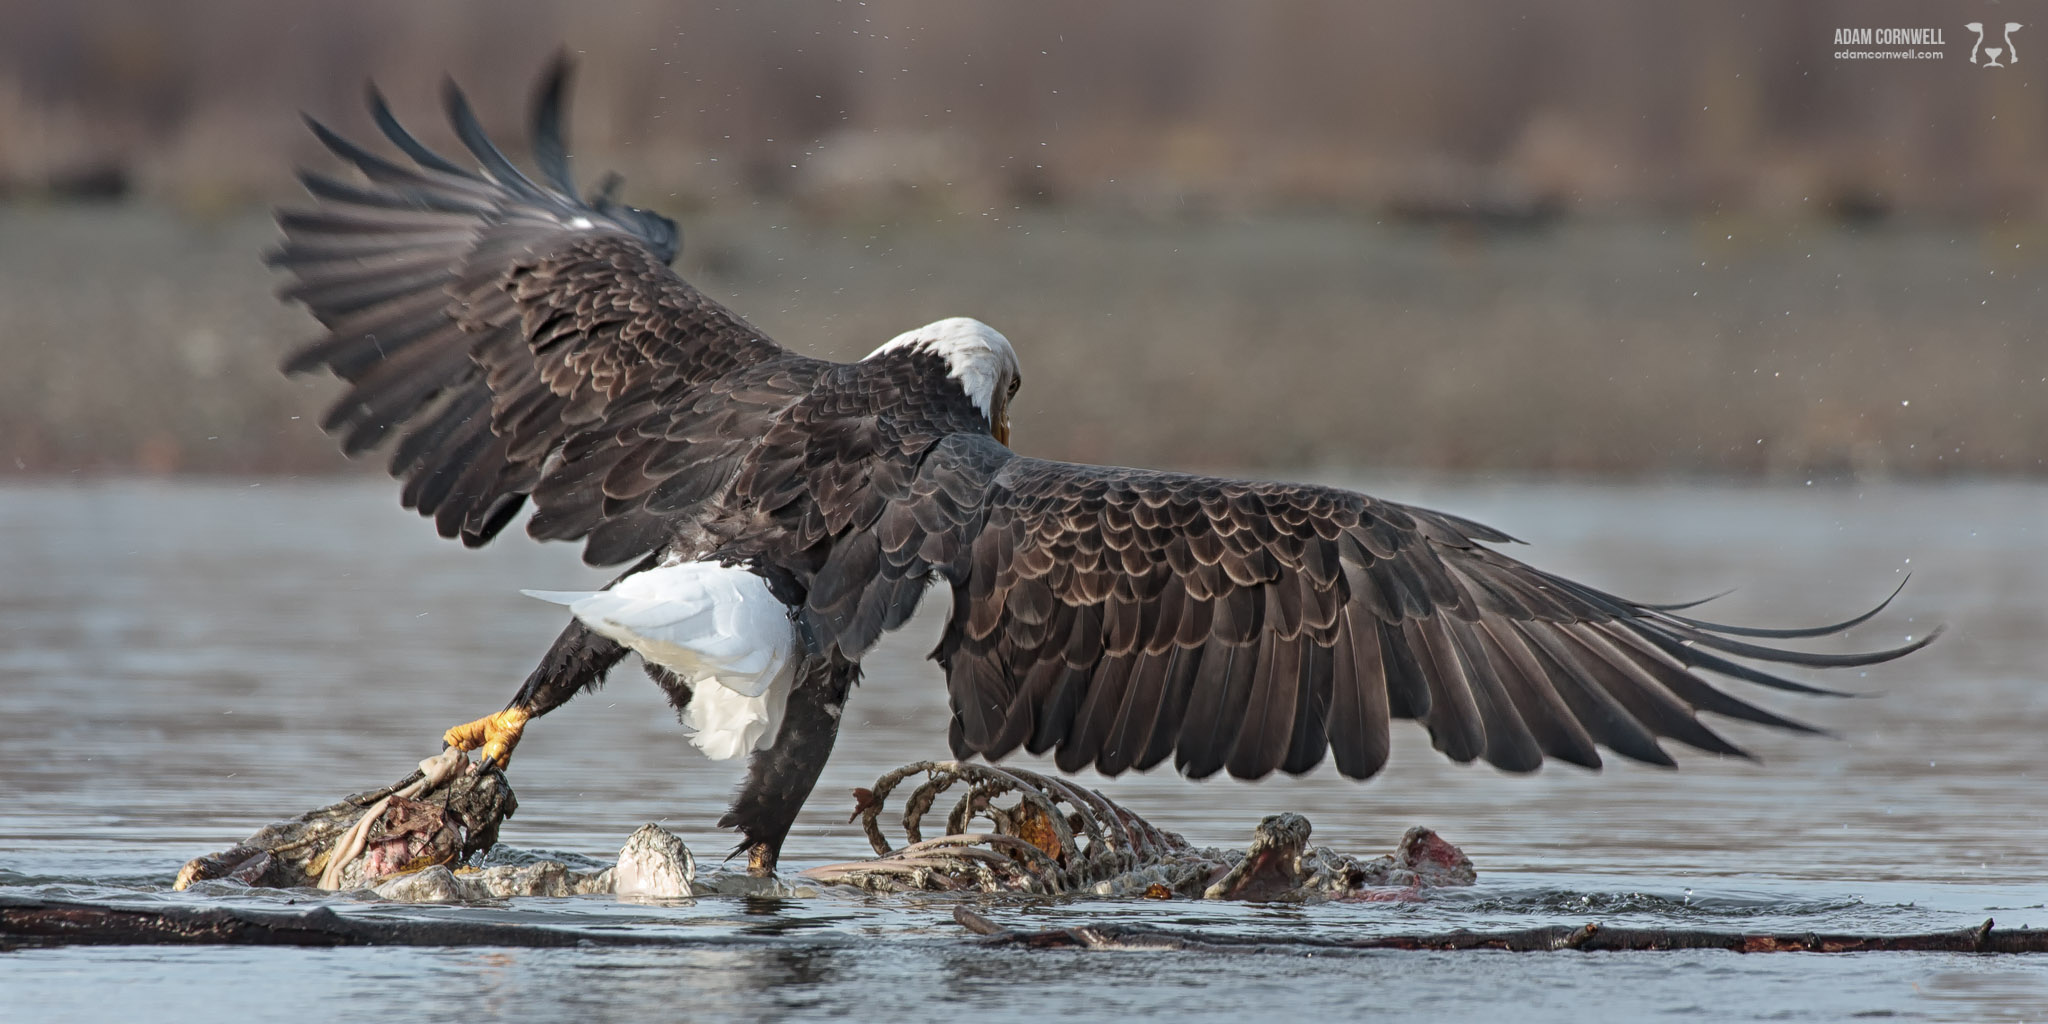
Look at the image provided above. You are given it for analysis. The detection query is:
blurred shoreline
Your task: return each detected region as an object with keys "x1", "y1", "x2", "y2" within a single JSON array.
[
  {"x1": 3, "y1": 2, "x2": 2043, "y2": 480},
  {"x1": 4, "y1": 1, "x2": 2044, "y2": 222},
  {"x1": 1, "y1": 200, "x2": 2040, "y2": 480}
]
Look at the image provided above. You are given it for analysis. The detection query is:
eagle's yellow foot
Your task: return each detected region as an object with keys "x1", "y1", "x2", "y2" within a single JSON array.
[{"x1": 442, "y1": 707, "x2": 531, "y2": 769}]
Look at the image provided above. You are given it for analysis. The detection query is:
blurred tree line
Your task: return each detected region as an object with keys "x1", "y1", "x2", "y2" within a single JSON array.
[{"x1": 0, "y1": 0, "x2": 2040, "y2": 222}]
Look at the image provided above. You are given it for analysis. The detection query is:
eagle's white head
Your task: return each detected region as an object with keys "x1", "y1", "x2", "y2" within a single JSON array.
[{"x1": 865, "y1": 317, "x2": 1022, "y2": 444}]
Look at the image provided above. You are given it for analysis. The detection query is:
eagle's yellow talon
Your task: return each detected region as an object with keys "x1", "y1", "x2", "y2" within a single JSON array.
[{"x1": 442, "y1": 707, "x2": 531, "y2": 769}]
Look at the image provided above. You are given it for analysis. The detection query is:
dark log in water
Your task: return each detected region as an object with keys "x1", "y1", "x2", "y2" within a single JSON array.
[
  {"x1": 0, "y1": 894, "x2": 720, "y2": 950},
  {"x1": 951, "y1": 906, "x2": 2048, "y2": 954},
  {"x1": 8, "y1": 894, "x2": 2045, "y2": 954}
]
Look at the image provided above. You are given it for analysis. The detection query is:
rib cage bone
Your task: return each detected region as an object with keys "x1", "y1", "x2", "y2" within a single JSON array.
[{"x1": 800, "y1": 760, "x2": 1477, "y2": 900}]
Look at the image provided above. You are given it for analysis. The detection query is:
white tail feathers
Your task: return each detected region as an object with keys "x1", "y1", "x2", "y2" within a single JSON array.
[{"x1": 523, "y1": 562, "x2": 798, "y2": 759}]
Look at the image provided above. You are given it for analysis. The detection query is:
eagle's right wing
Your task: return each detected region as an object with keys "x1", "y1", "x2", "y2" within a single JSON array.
[{"x1": 274, "y1": 57, "x2": 814, "y2": 566}]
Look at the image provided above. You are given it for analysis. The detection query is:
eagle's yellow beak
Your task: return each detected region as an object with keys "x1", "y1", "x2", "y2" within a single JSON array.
[{"x1": 993, "y1": 416, "x2": 1010, "y2": 446}]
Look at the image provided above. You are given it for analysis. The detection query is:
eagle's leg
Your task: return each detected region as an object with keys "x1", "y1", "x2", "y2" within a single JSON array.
[
  {"x1": 442, "y1": 618, "x2": 630, "y2": 769},
  {"x1": 719, "y1": 657, "x2": 859, "y2": 876}
]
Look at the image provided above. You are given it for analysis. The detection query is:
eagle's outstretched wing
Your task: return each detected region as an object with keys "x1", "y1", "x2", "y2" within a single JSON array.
[
  {"x1": 865, "y1": 444, "x2": 1930, "y2": 781},
  {"x1": 273, "y1": 57, "x2": 814, "y2": 565}
]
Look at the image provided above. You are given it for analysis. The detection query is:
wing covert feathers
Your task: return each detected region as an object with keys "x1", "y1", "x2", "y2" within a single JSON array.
[
  {"x1": 911, "y1": 452, "x2": 1933, "y2": 782},
  {"x1": 275, "y1": 56, "x2": 795, "y2": 565}
]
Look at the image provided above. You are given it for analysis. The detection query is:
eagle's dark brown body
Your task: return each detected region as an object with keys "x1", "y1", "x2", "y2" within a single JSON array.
[{"x1": 272, "y1": 60, "x2": 1929, "y2": 871}]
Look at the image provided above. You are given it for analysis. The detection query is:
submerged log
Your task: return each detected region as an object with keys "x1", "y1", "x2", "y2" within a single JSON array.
[
  {"x1": 0, "y1": 894, "x2": 712, "y2": 950},
  {"x1": 953, "y1": 907, "x2": 2048, "y2": 954},
  {"x1": 8, "y1": 894, "x2": 2044, "y2": 954}
]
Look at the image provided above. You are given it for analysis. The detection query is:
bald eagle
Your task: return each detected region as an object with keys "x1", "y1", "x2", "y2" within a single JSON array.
[{"x1": 272, "y1": 60, "x2": 1929, "y2": 874}]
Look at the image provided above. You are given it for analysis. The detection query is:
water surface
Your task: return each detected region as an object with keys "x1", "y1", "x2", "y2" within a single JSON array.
[{"x1": 2, "y1": 479, "x2": 2044, "y2": 1021}]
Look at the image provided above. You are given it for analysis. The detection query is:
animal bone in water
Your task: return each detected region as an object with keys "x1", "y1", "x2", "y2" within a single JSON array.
[
  {"x1": 174, "y1": 754, "x2": 693, "y2": 901},
  {"x1": 800, "y1": 760, "x2": 1475, "y2": 900},
  {"x1": 174, "y1": 756, "x2": 1470, "y2": 903}
]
